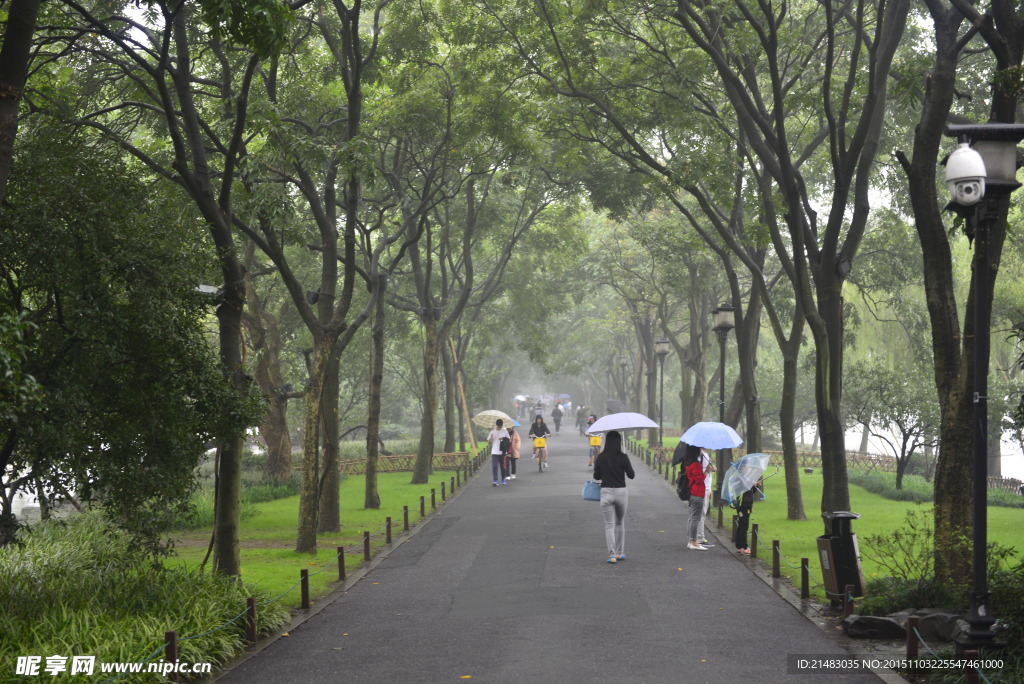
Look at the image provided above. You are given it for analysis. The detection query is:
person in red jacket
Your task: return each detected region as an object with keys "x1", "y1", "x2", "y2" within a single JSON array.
[{"x1": 682, "y1": 444, "x2": 715, "y2": 550}]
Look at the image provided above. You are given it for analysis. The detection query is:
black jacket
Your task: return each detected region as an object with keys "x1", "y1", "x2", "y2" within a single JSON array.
[
  {"x1": 593, "y1": 450, "x2": 635, "y2": 488},
  {"x1": 529, "y1": 422, "x2": 550, "y2": 438}
]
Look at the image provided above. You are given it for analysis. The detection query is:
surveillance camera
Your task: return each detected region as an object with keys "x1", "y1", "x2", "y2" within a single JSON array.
[
  {"x1": 949, "y1": 178, "x2": 985, "y2": 205},
  {"x1": 944, "y1": 142, "x2": 986, "y2": 206}
]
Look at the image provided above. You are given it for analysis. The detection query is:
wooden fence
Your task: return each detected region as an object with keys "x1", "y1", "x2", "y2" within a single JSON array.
[{"x1": 337, "y1": 452, "x2": 470, "y2": 475}]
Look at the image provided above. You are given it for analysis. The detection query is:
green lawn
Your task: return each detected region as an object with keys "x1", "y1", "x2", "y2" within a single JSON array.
[
  {"x1": 728, "y1": 466, "x2": 1023, "y2": 601},
  {"x1": 167, "y1": 471, "x2": 457, "y2": 605}
]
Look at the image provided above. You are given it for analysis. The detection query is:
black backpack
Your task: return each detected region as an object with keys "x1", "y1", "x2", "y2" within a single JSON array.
[
  {"x1": 499, "y1": 436, "x2": 511, "y2": 454},
  {"x1": 675, "y1": 470, "x2": 690, "y2": 501}
]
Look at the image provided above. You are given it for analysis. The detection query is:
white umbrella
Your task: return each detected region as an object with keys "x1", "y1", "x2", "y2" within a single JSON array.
[
  {"x1": 680, "y1": 421, "x2": 743, "y2": 449},
  {"x1": 585, "y1": 412, "x2": 659, "y2": 434}
]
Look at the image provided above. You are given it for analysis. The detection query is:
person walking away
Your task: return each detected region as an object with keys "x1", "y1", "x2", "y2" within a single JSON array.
[
  {"x1": 506, "y1": 425, "x2": 522, "y2": 480},
  {"x1": 592, "y1": 430, "x2": 635, "y2": 563},
  {"x1": 697, "y1": 448, "x2": 715, "y2": 548},
  {"x1": 552, "y1": 403, "x2": 563, "y2": 434},
  {"x1": 487, "y1": 419, "x2": 510, "y2": 486},
  {"x1": 734, "y1": 479, "x2": 760, "y2": 554},
  {"x1": 529, "y1": 415, "x2": 552, "y2": 467},
  {"x1": 682, "y1": 444, "x2": 714, "y2": 550},
  {"x1": 575, "y1": 405, "x2": 587, "y2": 435}
]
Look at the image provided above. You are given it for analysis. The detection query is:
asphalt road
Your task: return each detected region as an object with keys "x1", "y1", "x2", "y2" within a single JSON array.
[{"x1": 216, "y1": 431, "x2": 886, "y2": 684}]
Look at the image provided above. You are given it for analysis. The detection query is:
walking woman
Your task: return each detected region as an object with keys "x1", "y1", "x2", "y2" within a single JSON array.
[
  {"x1": 506, "y1": 425, "x2": 522, "y2": 480},
  {"x1": 592, "y1": 430, "x2": 634, "y2": 564},
  {"x1": 682, "y1": 444, "x2": 715, "y2": 550}
]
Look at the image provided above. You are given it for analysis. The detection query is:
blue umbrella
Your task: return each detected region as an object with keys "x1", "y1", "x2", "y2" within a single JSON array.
[{"x1": 680, "y1": 422, "x2": 743, "y2": 450}]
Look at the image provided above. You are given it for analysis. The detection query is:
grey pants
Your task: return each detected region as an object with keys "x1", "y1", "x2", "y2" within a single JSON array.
[
  {"x1": 696, "y1": 490, "x2": 711, "y2": 541},
  {"x1": 600, "y1": 487, "x2": 628, "y2": 557},
  {"x1": 687, "y1": 496, "x2": 704, "y2": 542}
]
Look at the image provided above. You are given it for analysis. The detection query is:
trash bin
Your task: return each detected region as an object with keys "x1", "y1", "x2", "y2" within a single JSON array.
[{"x1": 817, "y1": 511, "x2": 866, "y2": 604}]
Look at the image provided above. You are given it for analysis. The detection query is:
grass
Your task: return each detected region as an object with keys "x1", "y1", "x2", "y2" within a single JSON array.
[
  {"x1": 166, "y1": 471, "x2": 457, "y2": 604},
  {"x1": 722, "y1": 466, "x2": 1024, "y2": 603},
  {"x1": 0, "y1": 514, "x2": 292, "y2": 683}
]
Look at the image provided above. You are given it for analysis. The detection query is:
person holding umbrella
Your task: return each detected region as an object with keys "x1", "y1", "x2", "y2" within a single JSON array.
[
  {"x1": 487, "y1": 419, "x2": 510, "y2": 486},
  {"x1": 682, "y1": 444, "x2": 715, "y2": 550},
  {"x1": 592, "y1": 430, "x2": 634, "y2": 563}
]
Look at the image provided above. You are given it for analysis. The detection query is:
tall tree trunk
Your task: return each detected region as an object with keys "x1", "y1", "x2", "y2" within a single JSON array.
[
  {"x1": 859, "y1": 418, "x2": 871, "y2": 455},
  {"x1": 442, "y1": 341, "x2": 456, "y2": 452},
  {"x1": 318, "y1": 351, "x2": 341, "y2": 533},
  {"x1": 987, "y1": 433, "x2": 1002, "y2": 478},
  {"x1": 412, "y1": 316, "x2": 439, "y2": 484},
  {"x1": 814, "y1": 282, "x2": 850, "y2": 513},
  {"x1": 213, "y1": 278, "x2": 249, "y2": 574},
  {"x1": 779, "y1": 341, "x2": 806, "y2": 520},
  {"x1": 0, "y1": 0, "x2": 41, "y2": 206},
  {"x1": 296, "y1": 337, "x2": 332, "y2": 553},
  {"x1": 365, "y1": 277, "x2": 386, "y2": 509}
]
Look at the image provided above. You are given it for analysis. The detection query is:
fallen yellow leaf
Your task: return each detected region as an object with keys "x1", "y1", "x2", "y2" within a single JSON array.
[{"x1": 281, "y1": 633, "x2": 289, "y2": 637}]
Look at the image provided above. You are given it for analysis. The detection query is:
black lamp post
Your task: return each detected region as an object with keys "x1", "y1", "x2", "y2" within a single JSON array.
[
  {"x1": 711, "y1": 305, "x2": 735, "y2": 503},
  {"x1": 654, "y1": 340, "x2": 671, "y2": 447},
  {"x1": 943, "y1": 123, "x2": 1024, "y2": 651}
]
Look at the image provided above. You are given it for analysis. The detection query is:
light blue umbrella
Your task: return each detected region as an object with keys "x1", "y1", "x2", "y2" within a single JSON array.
[
  {"x1": 680, "y1": 421, "x2": 743, "y2": 449},
  {"x1": 721, "y1": 453, "x2": 771, "y2": 506}
]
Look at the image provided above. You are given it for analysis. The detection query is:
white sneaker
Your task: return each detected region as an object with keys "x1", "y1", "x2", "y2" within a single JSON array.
[{"x1": 687, "y1": 542, "x2": 708, "y2": 551}]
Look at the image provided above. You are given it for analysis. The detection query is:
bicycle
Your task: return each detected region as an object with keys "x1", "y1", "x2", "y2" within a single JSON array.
[{"x1": 533, "y1": 435, "x2": 549, "y2": 471}]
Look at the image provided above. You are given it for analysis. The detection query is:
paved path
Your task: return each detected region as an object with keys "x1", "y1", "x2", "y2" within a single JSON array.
[{"x1": 218, "y1": 432, "x2": 886, "y2": 684}]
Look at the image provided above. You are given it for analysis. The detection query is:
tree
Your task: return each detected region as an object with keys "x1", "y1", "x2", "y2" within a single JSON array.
[
  {"x1": 0, "y1": 130, "x2": 256, "y2": 549},
  {"x1": 895, "y1": 0, "x2": 1024, "y2": 584},
  {"x1": 845, "y1": 361, "x2": 940, "y2": 489}
]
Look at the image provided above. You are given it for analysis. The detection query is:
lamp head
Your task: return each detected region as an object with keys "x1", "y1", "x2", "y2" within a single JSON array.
[{"x1": 944, "y1": 141, "x2": 986, "y2": 206}]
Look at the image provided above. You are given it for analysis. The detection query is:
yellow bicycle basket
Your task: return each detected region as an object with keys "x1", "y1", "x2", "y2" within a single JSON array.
[
  {"x1": 589, "y1": 435, "x2": 602, "y2": 447},
  {"x1": 533, "y1": 437, "x2": 547, "y2": 448}
]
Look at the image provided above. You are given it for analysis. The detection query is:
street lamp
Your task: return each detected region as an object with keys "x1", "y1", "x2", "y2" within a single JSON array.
[
  {"x1": 943, "y1": 123, "x2": 1024, "y2": 652},
  {"x1": 711, "y1": 305, "x2": 735, "y2": 504},
  {"x1": 654, "y1": 340, "x2": 672, "y2": 447}
]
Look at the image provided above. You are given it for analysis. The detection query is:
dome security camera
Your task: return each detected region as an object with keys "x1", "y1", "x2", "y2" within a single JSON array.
[{"x1": 945, "y1": 142, "x2": 986, "y2": 206}]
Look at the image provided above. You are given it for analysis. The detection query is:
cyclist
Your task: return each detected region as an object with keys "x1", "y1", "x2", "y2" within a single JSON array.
[
  {"x1": 529, "y1": 415, "x2": 552, "y2": 468},
  {"x1": 588, "y1": 432, "x2": 602, "y2": 467}
]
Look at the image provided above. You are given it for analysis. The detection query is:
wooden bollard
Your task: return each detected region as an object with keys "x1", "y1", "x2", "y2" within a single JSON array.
[
  {"x1": 441, "y1": 482, "x2": 446, "y2": 501},
  {"x1": 403, "y1": 505, "x2": 410, "y2": 531},
  {"x1": 386, "y1": 517, "x2": 392, "y2": 544},
  {"x1": 751, "y1": 524, "x2": 759, "y2": 558},
  {"x1": 772, "y1": 540, "x2": 780, "y2": 578},
  {"x1": 657, "y1": 459, "x2": 662, "y2": 475},
  {"x1": 731, "y1": 516, "x2": 737, "y2": 543},
  {"x1": 456, "y1": 469, "x2": 461, "y2": 487},
  {"x1": 300, "y1": 569, "x2": 309, "y2": 609},
  {"x1": 337, "y1": 546, "x2": 346, "y2": 581},
  {"x1": 717, "y1": 504, "x2": 723, "y2": 529},
  {"x1": 906, "y1": 616, "x2": 919, "y2": 659},
  {"x1": 431, "y1": 489, "x2": 436, "y2": 509},
  {"x1": 964, "y1": 649, "x2": 980, "y2": 684},
  {"x1": 165, "y1": 630, "x2": 179, "y2": 683},
  {"x1": 843, "y1": 584, "x2": 854, "y2": 618},
  {"x1": 420, "y1": 496, "x2": 425, "y2": 517},
  {"x1": 246, "y1": 597, "x2": 257, "y2": 645},
  {"x1": 801, "y1": 558, "x2": 809, "y2": 599},
  {"x1": 363, "y1": 531, "x2": 371, "y2": 561},
  {"x1": 451, "y1": 476, "x2": 455, "y2": 493}
]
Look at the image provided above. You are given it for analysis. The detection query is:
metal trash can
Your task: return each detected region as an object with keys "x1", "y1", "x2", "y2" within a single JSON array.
[{"x1": 817, "y1": 511, "x2": 866, "y2": 603}]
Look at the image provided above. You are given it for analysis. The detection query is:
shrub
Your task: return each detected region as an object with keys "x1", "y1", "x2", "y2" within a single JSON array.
[{"x1": 0, "y1": 514, "x2": 290, "y2": 681}]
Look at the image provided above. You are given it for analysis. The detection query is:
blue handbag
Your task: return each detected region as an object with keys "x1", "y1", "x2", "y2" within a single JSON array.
[{"x1": 582, "y1": 480, "x2": 601, "y2": 501}]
